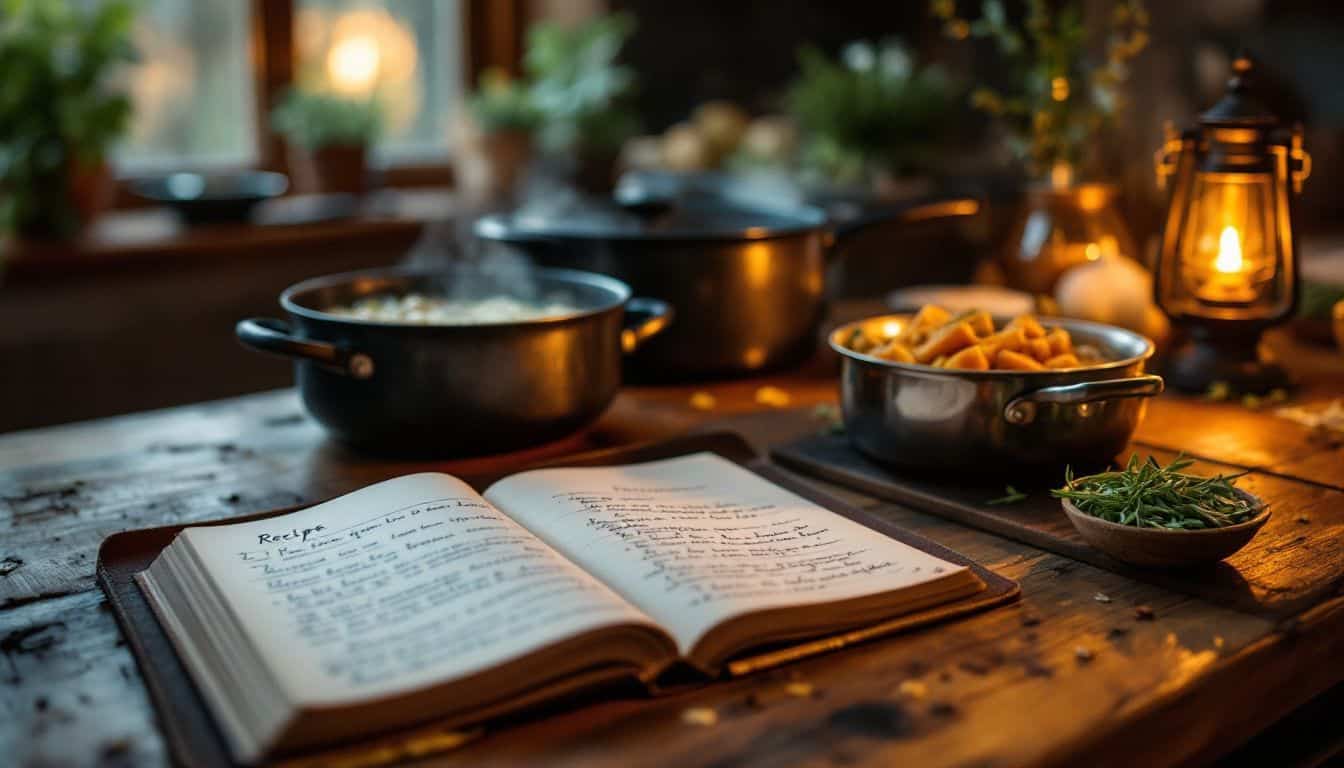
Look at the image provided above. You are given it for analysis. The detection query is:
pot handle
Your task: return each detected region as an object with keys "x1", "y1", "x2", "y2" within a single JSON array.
[
  {"x1": 1004, "y1": 375, "x2": 1164, "y2": 426},
  {"x1": 621, "y1": 298, "x2": 674, "y2": 354},
  {"x1": 828, "y1": 197, "x2": 982, "y2": 249},
  {"x1": 235, "y1": 318, "x2": 374, "y2": 379}
]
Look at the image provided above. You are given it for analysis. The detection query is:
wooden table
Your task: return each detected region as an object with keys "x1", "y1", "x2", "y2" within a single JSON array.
[{"x1": 3, "y1": 326, "x2": 1343, "y2": 768}]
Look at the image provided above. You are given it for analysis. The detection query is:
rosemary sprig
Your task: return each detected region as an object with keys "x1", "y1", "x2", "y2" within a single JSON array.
[
  {"x1": 1052, "y1": 454, "x2": 1257, "y2": 530},
  {"x1": 987, "y1": 485, "x2": 1028, "y2": 505}
]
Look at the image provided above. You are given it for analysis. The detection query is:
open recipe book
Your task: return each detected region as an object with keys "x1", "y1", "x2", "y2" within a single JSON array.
[{"x1": 135, "y1": 451, "x2": 990, "y2": 764}]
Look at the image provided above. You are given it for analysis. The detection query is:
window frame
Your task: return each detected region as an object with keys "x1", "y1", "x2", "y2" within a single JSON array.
[{"x1": 111, "y1": 0, "x2": 525, "y2": 205}]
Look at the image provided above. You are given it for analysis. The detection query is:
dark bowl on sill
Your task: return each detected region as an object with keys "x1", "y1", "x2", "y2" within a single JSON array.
[{"x1": 131, "y1": 171, "x2": 289, "y2": 226}]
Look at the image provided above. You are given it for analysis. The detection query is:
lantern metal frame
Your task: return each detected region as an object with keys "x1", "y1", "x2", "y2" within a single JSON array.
[{"x1": 1152, "y1": 54, "x2": 1311, "y2": 394}]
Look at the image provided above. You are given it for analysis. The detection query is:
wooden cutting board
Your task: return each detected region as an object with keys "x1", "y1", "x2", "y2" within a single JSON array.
[{"x1": 773, "y1": 431, "x2": 1344, "y2": 618}]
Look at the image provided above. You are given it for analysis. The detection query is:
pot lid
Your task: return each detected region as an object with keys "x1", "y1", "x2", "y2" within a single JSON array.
[{"x1": 474, "y1": 193, "x2": 827, "y2": 242}]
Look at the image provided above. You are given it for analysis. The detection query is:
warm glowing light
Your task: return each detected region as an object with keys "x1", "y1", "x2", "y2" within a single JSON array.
[
  {"x1": 881, "y1": 320, "x2": 904, "y2": 338},
  {"x1": 1085, "y1": 243, "x2": 1100, "y2": 261},
  {"x1": 1051, "y1": 76, "x2": 1070, "y2": 102},
  {"x1": 327, "y1": 34, "x2": 381, "y2": 94},
  {"x1": 1215, "y1": 226, "x2": 1243, "y2": 274}
]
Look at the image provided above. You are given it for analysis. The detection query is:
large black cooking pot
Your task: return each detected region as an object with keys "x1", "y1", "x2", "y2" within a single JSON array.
[
  {"x1": 235, "y1": 265, "x2": 671, "y2": 456},
  {"x1": 474, "y1": 175, "x2": 979, "y2": 379}
]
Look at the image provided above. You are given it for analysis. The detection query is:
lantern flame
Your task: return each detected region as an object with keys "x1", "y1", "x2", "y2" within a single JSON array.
[{"x1": 1215, "y1": 226, "x2": 1243, "y2": 274}]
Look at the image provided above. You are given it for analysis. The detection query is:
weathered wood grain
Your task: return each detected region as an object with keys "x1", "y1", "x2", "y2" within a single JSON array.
[{"x1": 2, "y1": 332, "x2": 1343, "y2": 767}]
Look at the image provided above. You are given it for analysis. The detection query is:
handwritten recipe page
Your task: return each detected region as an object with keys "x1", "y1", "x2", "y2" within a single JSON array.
[
  {"x1": 179, "y1": 473, "x2": 650, "y2": 704},
  {"x1": 484, "y1": 452, "x2": 966, "y2": 655}
]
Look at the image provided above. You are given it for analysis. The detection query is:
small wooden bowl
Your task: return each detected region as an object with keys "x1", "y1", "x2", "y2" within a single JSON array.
[{"x1": 1061, "y1": 487, "x2": 1270, "y2": 568}]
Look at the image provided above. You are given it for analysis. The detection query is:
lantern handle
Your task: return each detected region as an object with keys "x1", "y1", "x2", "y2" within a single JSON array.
[
  {"x1": 1155, "y1": 122, "x2": 1186, "y2": 192},
  {"x1": 1290, "y1": 125, "x2": 1311, "y2": 194}
]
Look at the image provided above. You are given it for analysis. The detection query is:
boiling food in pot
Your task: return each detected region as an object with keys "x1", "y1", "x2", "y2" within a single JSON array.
[
  {"x1": 327, "y1": 293, "x2": 577, "y2": 325},
  {"x1": 843, "y1": 305, "x2": 1107, "y2": 371}
]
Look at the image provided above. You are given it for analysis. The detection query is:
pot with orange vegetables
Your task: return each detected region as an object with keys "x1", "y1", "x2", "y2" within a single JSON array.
[{"x1": 831, "y1": 305, "x2": 1164, "y2": 473}]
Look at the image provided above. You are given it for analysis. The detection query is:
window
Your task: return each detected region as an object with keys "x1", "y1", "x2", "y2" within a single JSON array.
[
  {"x1": 112, "y1": 0, "x2": 465, "y2": 174},
  {"x1": 116, "y1": 0, "x2": 256, "y2": 170},
  {"x1": 295, "y1": 0, "x2": 464, "y2": 164}
]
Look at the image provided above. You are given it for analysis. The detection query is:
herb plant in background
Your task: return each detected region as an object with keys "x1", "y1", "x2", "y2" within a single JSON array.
[
  {"x1": 467, "y1": 69, "x2": 543, "y2": 136},
  {"x1": 270, "y1": 88, "x2": 382, "y2": 195},
  {"x1": 270, "y1": 89, "x2": 383, "y2": 152},
  {"x1": 458, "y1": 68, "x2": 544, "y2": 205},
  {"x1": 0, "y1": 0, "x2": 136, "y2": 240},
  {"x1": 930, "y1": 0, "x2": 1148, "y2": 182},
  {"x1": 787, "y1": 39, "x2": 956, "y2": 187},
  {"x1": 524, "y1": 12, "x2": 640, "y2": 192}
]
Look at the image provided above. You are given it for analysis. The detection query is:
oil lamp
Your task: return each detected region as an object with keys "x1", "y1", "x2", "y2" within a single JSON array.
[{"x1": 1153, "y1": 54, "x2": 1310, "y2": 393}]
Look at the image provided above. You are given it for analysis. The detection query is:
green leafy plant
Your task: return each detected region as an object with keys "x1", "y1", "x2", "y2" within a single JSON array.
[
  {"x1": 524, "y1": 13, "x2": 640, "y2": 153},
  {"x1": 787, "y1": 39, "x2": 955, "y2": 183},
  {"x1": 931, "y1": 0, "x2": 1148, "y2": 179},
  {"x1": 467, "y1": 68, "x2": 543, "y2": 134},
  {"x1": 270, "y1": 89, "x2": 382, "y2": 150},
  {"x1": 1053, "y1": 454, "x2": 1257, "y2": 530},
  {"x1": 0, "y1": 0, "x2": 136, "y2": 237}
]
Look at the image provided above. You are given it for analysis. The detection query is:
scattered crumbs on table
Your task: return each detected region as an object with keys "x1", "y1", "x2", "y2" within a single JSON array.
[
  {"x1": 784, "y1": 681, "x2": 815, "y2": 698},
  {"x1": 1276, "y1": 399, "x2": 1344, "y2": 433},
  {"x1": 1213, "y1": 635, "x2": 1225, "y2": 650},
  {"x1": 1107, "y1": 626, "x2": 1130, "y2": 640},
  {"x1": 681, "y1": 707, "x2": 718, "y2": 727},
  {"x1": 987, "y1": 485, "x2": 1028, "y2": 506},
  {"x1": 1205, "y1": 381, "x2": 1231, "y2": 402},
  {"x1": 220, "y1": 493, "x2": 242, "y2": 504},
  {"x1": 754, "y1": 386, "x2": 792, "y2": 408},
  {"x1": 1297, "y1": 515, "x2": 1311, "y2": 525},
  {"x1": 1164, "y1": 633, "x2": 1179, "y2": 647},
  {"x1": 1093, "y1": 592, "x2": 1112, "y2": 604},
  {"x1": 744, "y1": 691, "x2": 765, "y2": 710},
  {"x1": 689, "y1": 391, "x2": 717, "y2": 411},
  {"x1": 1134, "y1": 605, "x2": 1156, "y2": 621},
  {"x1": 99, "y1": 739, "x2": 132, "y2": 760},
  {"x1": 403, "y1": 729, "x2": 481, "y2": 758},
  {"x1": 897, "y1": 680, "x2": 927, "y2": 700},
  {"x1": 1074, "y1": 646, "x2": 1094, "y2": 663},
  {"x1": 1020, "y1": 612, "x2": 1042, "y2": 627},
  {"x1": 938, "y1": 670, "x2": 953, "y2": 683}
]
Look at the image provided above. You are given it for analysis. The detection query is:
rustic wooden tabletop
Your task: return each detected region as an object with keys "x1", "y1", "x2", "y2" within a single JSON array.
[{"x1": 3, "y1": 321, "x2": 1343, "y2": 768}]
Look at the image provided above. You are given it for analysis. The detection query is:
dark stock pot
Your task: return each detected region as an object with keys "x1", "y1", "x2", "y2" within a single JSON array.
[
  {"x1": 474, "y1": 174, "x2": 979, "y2": 379},
  {"x1": 236, "y1": 265, "x2": 671, "y2": 456},
  {"x1": 831, "y1": 315, "x2": 1164, "y2": 475}
]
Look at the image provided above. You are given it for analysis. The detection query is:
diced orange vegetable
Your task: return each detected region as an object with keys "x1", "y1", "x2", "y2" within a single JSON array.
[
  {"x1": 978, "y1": 327, "x2": 1026, "y2": 358},
  {"x1": 915, "y1": 322, "x2": 979, "y2": 363},
  {"x1": 910, "y1": 304, "x2": 952, "y2": 331},
  {"x1": 1027, "y1": 337, "x2": 1053, "y2": 361},
  {"x1": 1007, "y1": 315, "x2": 1047, "y2": 339},
  {"x1": 931, "y1": 355, "x2": 949, "y2": 367},
  {"x1": 945, "y1": 345, "x2": 990, "y2": 370},
  {"x1": 1045, "y1": 327, "x2": 1072, "y2": 357},
  {"x1": 996, "y1": 349, "x2": 1046, "y2": 371},
  {"x1": 1045, "y1": 353, "x2": 1081, "y2": 369},
  {"x1": 873, "y1": 341, "x2": 915, "y2": 363},
  {"x1": 963, "y1": 310, "x2": 995, "y2": 337}
]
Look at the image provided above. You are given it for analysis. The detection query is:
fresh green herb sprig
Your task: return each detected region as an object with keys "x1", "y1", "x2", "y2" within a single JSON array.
[
  {"x1": 987, "y1": 485, "x2": 1028, "y2": 505},
  {"x1": 1053, "y1": 454, "x2": 1257, "y2": 530}
]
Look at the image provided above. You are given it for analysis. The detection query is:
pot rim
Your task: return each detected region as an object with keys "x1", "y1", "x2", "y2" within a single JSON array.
[
  {"x1": 829, "y1": 313, "x2": 1156, "y2": 379},
  {"x1": 473, "y1": 210, "x2": 828, "y2": 244},
  {"x1": 279, "y1": 264, "x2": 633, "y2": 329},
  {"x1": 1060, "y1": 488, "x2": 1270, "y2": 536}
]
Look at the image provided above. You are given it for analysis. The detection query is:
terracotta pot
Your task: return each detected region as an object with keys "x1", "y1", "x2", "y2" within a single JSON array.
[
  {"x1": 11, "y1": 156, "x2": 113, "y2": 240},
  {"x1": 454, "y1": 129, "x2": 534, "y2": 206},
  {"x1": 288, "y1": 143, "x2": 368, "y2": 196}
]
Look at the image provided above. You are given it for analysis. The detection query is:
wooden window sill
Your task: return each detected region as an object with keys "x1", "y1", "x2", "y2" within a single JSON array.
[{"x1": 3, "y1": 188, "x2": 454, "y2": 279}]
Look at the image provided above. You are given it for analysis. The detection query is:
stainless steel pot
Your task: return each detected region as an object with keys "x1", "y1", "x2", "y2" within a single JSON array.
[
  {"x1": 236, "y1": 265, "x2": 671, "y2": 456},
  {"x1": 474, "y1": 176, "x2": 979, "y2": 379},
  {"x1": 831, "y1": 315, "x2": 1163, "y2": 473}
]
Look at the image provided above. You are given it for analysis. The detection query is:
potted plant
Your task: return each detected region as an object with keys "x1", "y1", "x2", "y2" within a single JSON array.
[
  {"x1": 457, "y1": 68, "x2": 543, "y2": 205},
  {"x1": 932, "y1": 0, "x2": 1149, "y2": 293},
  {"x1": 271, "y1": 89, "x2": 382, "y2": 196},
  {"x1": 787, "y1": 39, "x2": 956, "y2": 197},
  {"x1": 525, "y1": 13, "x2": 641, "y2": 195},
  {"x1": 0, "y1": 0, "x2": 136, "y2": 241}
]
